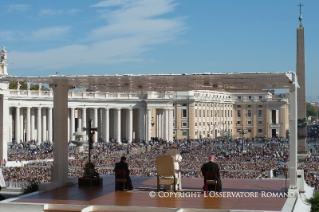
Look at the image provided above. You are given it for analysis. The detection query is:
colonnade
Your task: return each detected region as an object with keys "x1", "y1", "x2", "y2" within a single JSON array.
[
  {"x1": 9, "y1": 106, "x2": 53, "y2": 144},
  {"x1": 8, "y1": 106, "x2": 173, "y2": 143}
]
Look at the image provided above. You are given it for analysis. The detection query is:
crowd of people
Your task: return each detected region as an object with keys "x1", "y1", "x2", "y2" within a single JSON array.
[{"x1": 1, "y1": 124, "x2": 319, "y2": 191}]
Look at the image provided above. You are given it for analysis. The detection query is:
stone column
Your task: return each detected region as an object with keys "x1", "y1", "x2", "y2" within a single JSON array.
[
  {"x1": 103, "y1": 108, "x2": 109, "y2": 142},
  {"x1": 168, "y1": 109, "x2": 174, "y2": 141},
  {"x1": 42, "y1": 108, "x2": 47, "y2": 141},
  {"x1": 52, "y1": 80, "x2": 75, "y2": 187},
  {"x1": 31, "y1": 108, "x2": 35, "y2": 140},
  {"x1": 98, "y1": 109, "x2": 102, "y2": 141},
  {"x1": 37, "y1": 107, "x2": 42, "y2": 142},
  {"x1": 82, "y1": 108, "x2": 87, "y2": 141},
  {"x1": 70, "y1": 107, "x2": 75, "y2": 141},
  {"x1": 9, "y1": 108, "x2": 12, "y2": 145},
  {"x1": 163, "y1": 109, "x2": 169, "y2": 141},
  {"x1": 0, "y1": 95, "x2": 9, "y2": 161},
  {"x1": 26, "y1": 107, "x2": 31, "y2": 142},
  {"x1": 139, "y1": 108, "x2": 145, "y2": 141},
  {"x1": 94, "y1": 108, "x2": 98, "y2": 142},
  {"x1": 127, "y1": 108, "x2": 133, "y2": 143},
  {"x1": 77, "y1": 109, "x2": 82, "y2": 132},
  {"x1": 68, "y1": 109, "x2": 70, "y2": 141},
  {"x1": 15, "y1": 106, "x2": 20, "y2": 143},
  {"x1": 146, "y1": 108, "x2": 151, "y2": 142},
  {"x1": 289, "y1": 76, "x2": 298, "y2": 188},
  {"x1": 20, "y1": 110, "x2": 23, "y2": 142},
  {"x1": 48, "y1": 107, "x2": 53, "y2": 142},
  {"x1": 116, "y1": 108, "x2": 121, "y2": 143},
  {"x1": 82, "y1": 108, "x2": 87, "y2": 129},
  {"x1": 159, "y1": 111, "x2": 162, "y2": 139}
]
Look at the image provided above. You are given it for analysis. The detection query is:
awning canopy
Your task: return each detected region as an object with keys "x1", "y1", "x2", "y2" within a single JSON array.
[{"x1": 0, "y1": 72, "x2": 298, "y2": 92}]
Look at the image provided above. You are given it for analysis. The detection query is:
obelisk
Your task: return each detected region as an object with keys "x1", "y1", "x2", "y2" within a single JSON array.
[{"x1": 296, "y1": 3, "x2": 307, "y2": 161}]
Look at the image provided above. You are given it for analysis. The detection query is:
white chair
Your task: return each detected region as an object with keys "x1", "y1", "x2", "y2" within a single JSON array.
[{"x1": 156, "y1": 155, "x2": 181, "y2": 192}]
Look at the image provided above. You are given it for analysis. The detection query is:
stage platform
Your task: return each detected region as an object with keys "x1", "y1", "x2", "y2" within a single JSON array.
[{"x1": 0, "y1": 176, "x2": 295, "y2": 212}]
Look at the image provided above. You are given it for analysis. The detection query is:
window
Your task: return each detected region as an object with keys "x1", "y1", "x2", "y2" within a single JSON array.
[
  {"x1": 203, "y1": 122, "x2": 205, "y2": 126},
  {"x1": 258, "y1": 121, "x2": 263, "y2": 125},
  {"x1": 258, "y1": 110, "x2": 263, "y2": 118},
  {"x1": 221, "y1": 110, "x2": 223, "y2": 117},
  {"x1": 258, "y1": 105, "x2": 262, "y2": 108},
  {"x1": 247, "y1": 120, "x2": 252, "y2": 125},
  {"x1": 199, "y1": 110, "x2": 201, "y2": 117},
  {"x1": 258, "y1": 129, "x2": 263, "y2": 133},
  {"x1": 195, "y1": 110, "x2": 197, "y2": 117},
  {"x1": 173, "y1": 109, "x2": 175, "y2": 117},
  {"x1": 237, "y1": 105, "x2": 241, "y2": 108},
  {"x1": 211, "y1": 110, "x2": 213, "y2": 117},
  {"x1": 249, "y1": 96, "x2": 251, "y2": 99},
  {"x1": 231, "y1": 110, "x2": 232, "y2": 117},
  {"x1": 195, "y1": 123, "x2": 197, "y2": 126},
  {"x1": 182, "y1": 109, "x2": 188, "y2": 118},
  {"x1": 247, "y1": 110, "x2": 252, "y2": 117},
  {"x1": 259, "y1": 96, "x2": 262, "y2": 99},
  {"x1": 228, "y1": 110, "x2": 229, "y2": 117},
  {"x1": 182, "y1": 103, "x2": 187, "y2": 106},
  {"x1": 225, "y1": 110, "x2": 227, "y2": 117},
  {"x1": 199, "y1": 122, "x2": 201, "y2": 126},
  {"x1": 203, "y1": 110, "x2": 205, "y2": 117},
  {"x1": 236, "y1": 121, "x2": 241, "y2": 125},
  {"x1": 237, "y1": 110, "x2": 242, "y2": 117},
  {"x1": 182, "y1": 122, "x2": 188, "y2": 127},
  {"x1": 248, "y1": 105, "x2": 251, "y2": 108},
  {"x1": 173, "y1": 122, "x2": 175, "y2": 127},
  {"x1": 207, "y1": 110, "x2": 209, "y2": 117},
  {"x1": 238, "y1": 96, "x2": 241, "y2": 99},
  {"x1": 182, "y1": 131, "x2": 187, "y2": 136},
  {"x1": 247, "y1": 129, "x2": 252, "y2": 132}
]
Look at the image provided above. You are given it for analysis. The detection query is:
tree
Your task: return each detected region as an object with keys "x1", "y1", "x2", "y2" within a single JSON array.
[
  {"x1": 9, "y1": 81, "x2": 49, "y2": 91},
  {"x1": 306, "y1": 102, "x2": 319, "y2": 118}
]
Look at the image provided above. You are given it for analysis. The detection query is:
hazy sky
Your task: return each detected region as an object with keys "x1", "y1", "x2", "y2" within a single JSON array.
[{"x1": 1, "y1": 0, "x2": 318, "y2": 100}]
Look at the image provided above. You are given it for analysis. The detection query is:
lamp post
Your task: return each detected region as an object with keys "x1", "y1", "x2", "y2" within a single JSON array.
[{"x1": 238, "y1": 125, "x2": 247, "y2": 152}]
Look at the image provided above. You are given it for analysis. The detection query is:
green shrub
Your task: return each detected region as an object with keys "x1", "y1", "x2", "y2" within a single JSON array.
[
  {"x1": 306, "y1": 191, "x2": 319, "y2": 212},
  {"x1": 22, "y1": 181, "x2": 39, "y2": 195}
]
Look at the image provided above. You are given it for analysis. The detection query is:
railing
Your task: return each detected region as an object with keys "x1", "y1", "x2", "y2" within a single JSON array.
[
  {"x1": 236, "y1": 99, "x2": 288, "y2": 103},
  {"x1": 270, "y1": 123, "x2": 280, "y2": 128}
]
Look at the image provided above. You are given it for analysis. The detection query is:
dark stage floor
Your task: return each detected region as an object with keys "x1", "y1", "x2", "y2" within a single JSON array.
[{"x1": 10, "y1": 175, "x2": 289, "y2": 211}]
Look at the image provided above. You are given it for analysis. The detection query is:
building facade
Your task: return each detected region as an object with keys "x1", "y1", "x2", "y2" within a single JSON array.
[{"x1": 0, "y1": 50, "x2": 289, "y2": 149}]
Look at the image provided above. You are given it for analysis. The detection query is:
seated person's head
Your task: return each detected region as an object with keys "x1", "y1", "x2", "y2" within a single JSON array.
[
  {"x1": 209, "y1": 155, "x2": 215, "y2": 162},
  {"x1": 121, "y1": 156, "x2": 126, "y2": 162}
]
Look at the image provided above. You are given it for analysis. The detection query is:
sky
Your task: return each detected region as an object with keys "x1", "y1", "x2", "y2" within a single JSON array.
[{"x1": 1, "y1": 0, "x2": 319, "y2": 101}]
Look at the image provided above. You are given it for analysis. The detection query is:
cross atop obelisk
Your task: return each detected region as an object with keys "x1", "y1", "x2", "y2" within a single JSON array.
[{"x1": 298, "y1": 2, "x2": 304, "y2": 25}]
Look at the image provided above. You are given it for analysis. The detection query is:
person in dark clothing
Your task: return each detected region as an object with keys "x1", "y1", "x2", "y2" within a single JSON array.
[
  {"x1": 0, "y1": 186, "x2": 6, "y2": 201},
  {"x1": 201, "y1": 155, "x2": 222, "y2": 192},
  {"x1": 114, "y1": 156, "x2": 133, "y2": 190}
]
